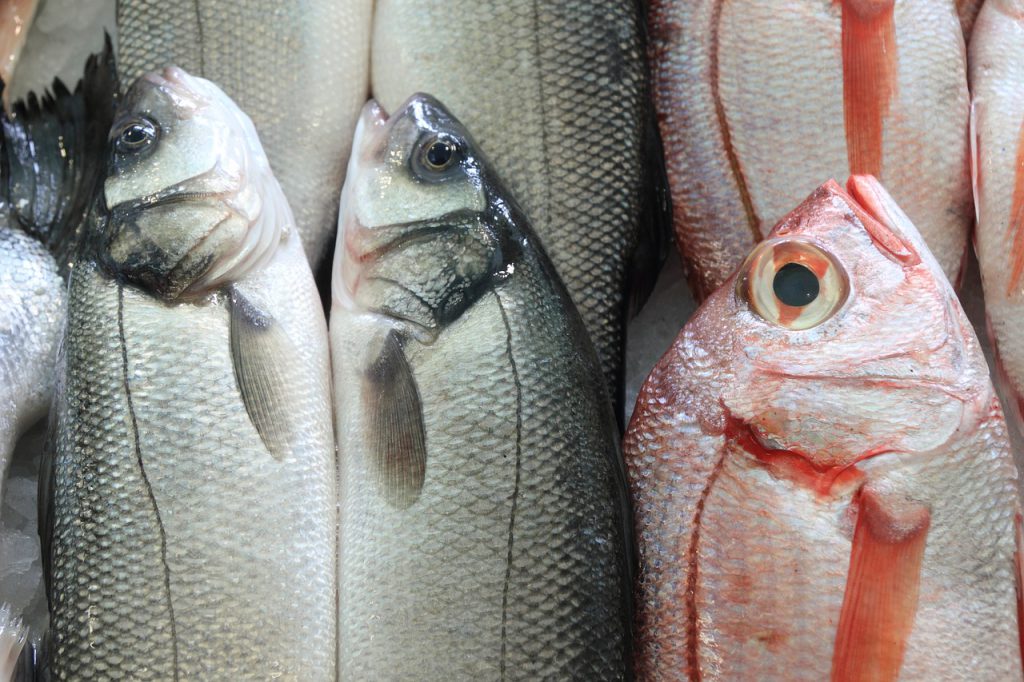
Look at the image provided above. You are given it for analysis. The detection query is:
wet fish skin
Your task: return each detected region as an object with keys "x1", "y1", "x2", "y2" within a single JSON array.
[
  {"x1": 0, "y1": 46, "x2": 113, "y2": 508},
  {"x1": 968, "y1": 0, "x2": 1024, "y2": 454},
  {"x1": 652, "y1": 0, "x2": 971, "y2": 298},
  {"x1": 625, "y1": 176, "x2": 1021, "y2": 680},
  {"x1": 44, "y1": 67, "x2": 336, "y2": 680},
  {"x1": 331, "y1": 95, "x2": 632, "y2": 680},
  {"x1": 371, "y1": 0, "x2": 664, "y2": 414},
  {"x1": 116, "y1": 0, "x2": 373, "y2": 266}
]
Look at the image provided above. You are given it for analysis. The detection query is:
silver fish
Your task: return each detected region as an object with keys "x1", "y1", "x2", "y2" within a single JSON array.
[
  {"x1": 371, "y1": 0, "x2": 667, "y2": 415},
  {"x1": 331, "y1": 94, "x2": 633, "y2": 680},
  {"x1": 43, "y1": 67, "x2": 336, "y2": 680},
  {"x1": 116, "y1": 0, "x2": 373, "y2": 266}
]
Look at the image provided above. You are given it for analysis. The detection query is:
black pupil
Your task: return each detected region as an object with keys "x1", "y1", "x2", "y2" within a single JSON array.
[
  {"x1": 426, "y1": 140, "x2": 453, "y2": 168},
  {"x1": 773, "y1": 262, "x2": 820, "y2": 307},
  {"x1": 122, "y1": 125, "x2": 148, "y2": 146}
]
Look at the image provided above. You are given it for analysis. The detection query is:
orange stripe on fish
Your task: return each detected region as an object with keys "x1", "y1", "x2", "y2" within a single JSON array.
[
  {"x1": 1005, "y1": 120, "x2": 1024, "y2": 295},
  {"x1": 831, "y1": 488, "x2": 929, "y2": 682},
  {"x1": 840, "y1": 0, "x2": 897, "y2": 177}
]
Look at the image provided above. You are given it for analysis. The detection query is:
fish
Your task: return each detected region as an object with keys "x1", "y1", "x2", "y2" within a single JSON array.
[
  {"x1": 330, "y1": 94, "x2": 633, "y2": 680},
  {"x1": 41, "y1": 66, "x2": 336, "y2": 680},
  {"x1": 651, "y1": 0, "x2": 972, "y2": 299},
  {"x1": 371, "y1": 0, "x2": 668, "y2": 417},
  {"x1": 116, "y1": 0, "x2": 373, "y2": 267},
  {"x1": 0, "y1": 45, "x2": 113, "y2": 508},
  {"x1": 624, "y1": 175, "x2": 1022, "y2": 680},
  {"x1": 968, "y1": 0, "x2": 1024, "y2": 452}
]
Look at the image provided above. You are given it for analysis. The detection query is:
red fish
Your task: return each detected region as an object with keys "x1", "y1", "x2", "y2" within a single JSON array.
[
  {"x1": 625, "y1": 176, "x2": 1022, "y2": 680},
  {"x1": 650, "y1": 0, "x2": 972, "y2": 299}
]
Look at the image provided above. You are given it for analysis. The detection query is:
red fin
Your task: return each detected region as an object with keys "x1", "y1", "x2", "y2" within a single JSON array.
[
  {"x1": 841, "y1": 0, "x2": 897, "y2": 177},
  {"x1": 831, "y1": 488, "x2": 929, "y2": 682},
  {"x1": 1006, "y1": 120, "x2": 1024, "y2": 295}
]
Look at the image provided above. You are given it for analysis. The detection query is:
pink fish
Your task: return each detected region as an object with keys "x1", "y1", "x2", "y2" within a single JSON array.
[
  {"x1": 650, "y1": 0, "x2": 972, "y2": 299},
  {"x1": 625, "y1": 176, "x2": 1021, "y2": 680}
]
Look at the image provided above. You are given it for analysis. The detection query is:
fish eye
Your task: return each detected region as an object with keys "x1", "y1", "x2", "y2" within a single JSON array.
[
  {"x1": 113, "y1": 117, "x2": 159, "y2": 155},
  {"x1": 738, "y1": 238, "x2": 849, "y2": 330},
  {"x1": 422, "y1": 137, "x2": 456, "y2": 171}
]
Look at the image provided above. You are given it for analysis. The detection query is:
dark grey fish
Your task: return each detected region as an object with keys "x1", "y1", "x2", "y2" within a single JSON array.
[{"x1": 331, "y1": 95, "x2": 633, "y2": 680}]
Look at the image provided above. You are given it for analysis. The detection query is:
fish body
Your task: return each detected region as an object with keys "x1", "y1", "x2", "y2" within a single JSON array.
[
  {"x1": 116, "y1": 0, "x2": 373, "y2": 265},
  {"x1": 44, "y1": 68, "x2": 336, "y2": 680},
  {"x1": 331, "y1": 95, "x2": 632, "y2": 680},
  {"x1": 651, "y1": 0, "x2": 971, "y2": 298},
  {"x1": 625, "y1": 176, "x2": 1021, "y2": 680},
  {"x1": 0, "y1": 47, "x2": 113, "y2": 507},
  {"x1": 371, "y1": 0, "x2": 663, "y2": 412},
  {"x1": 969, "y1": 0, "x2": 1024, "y2": 448}
]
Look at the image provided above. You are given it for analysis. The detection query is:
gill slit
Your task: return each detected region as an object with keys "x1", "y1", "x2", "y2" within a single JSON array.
[
  {"x1": 193, "y1": 0, "x2": 206, "y2": 76},
  {"x1": 684, "y1": 449, "x2": 726, "y2": 682},
  {"x1": 118, "y1": 284, "x2": 180, "y2": 679},
  {"x1": 709, "y1": 0, "x2": 760, "y2": 242},
  {"x1": 495, "y1": 288, "x2": 523, "y2": 681}
]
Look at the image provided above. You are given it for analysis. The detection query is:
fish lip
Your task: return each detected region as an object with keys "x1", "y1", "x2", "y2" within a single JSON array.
[{"x1": 107, "y1": 188, "x2": 227, "y2": 216}]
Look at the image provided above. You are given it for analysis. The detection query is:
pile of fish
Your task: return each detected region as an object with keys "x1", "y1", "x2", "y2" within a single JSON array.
[{"x1": 0, "y1": 0, "x2": 1021, "y2": 680}]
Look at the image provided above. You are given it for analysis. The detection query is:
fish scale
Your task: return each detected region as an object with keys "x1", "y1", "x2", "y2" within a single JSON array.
[
  {"x1": 371, "y1": 0, "x2": 658, "y2": 412},
  {"x1": 116, "y1": 0, "x2": 372, "y2": 265}
]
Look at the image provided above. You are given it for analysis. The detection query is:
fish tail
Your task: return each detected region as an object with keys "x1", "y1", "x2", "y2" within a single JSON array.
[
  {"x1": 841, "y1": 0, "x2": 897, "y2": 177},
  {"x1": 0, "y1": 604, "x2": 27, "y2": 682},
  {"x1": 831, "y1": 488, "x2": 929, "y2": 682},
  {"x1": 1, "y1": 33, "x2": 116, "y2": 271},
  {"x1": 1005, "y1": 120, "x2": 1024, "y2": 295}
]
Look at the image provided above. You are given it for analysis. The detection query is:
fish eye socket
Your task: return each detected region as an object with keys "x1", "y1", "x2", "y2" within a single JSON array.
[
  {"x1": 738, "y1": 238, "x2": 849, "y2": 330},
  {"x1": 113, "y1": 117, "x2": 159, "y2": 154},
  {"x1": 422, "y1": 137, "x2": 456, "y2": 171}
]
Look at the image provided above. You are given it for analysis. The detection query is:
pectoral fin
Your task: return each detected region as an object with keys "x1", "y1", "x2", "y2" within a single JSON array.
[
  {"x1": 363, "y1": 330, "x2": 427, "y2": 509},
  {"x1": 229, "y1": 288, "x2": 295, "y2": 461},
  {"x1": 831, "y1": 488, "x2": 930, "y2": 682}
]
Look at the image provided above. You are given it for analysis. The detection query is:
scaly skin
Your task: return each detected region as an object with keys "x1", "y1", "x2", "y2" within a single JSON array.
[
  {"x1": 45, "y1": 69, "x2": 336, "y2": 680},
  {"x1": 625, "y1": 177, "x2": 1021, "y2": 681},
  {"x1": 116, "y1": 0, "x2": 373, "y2": 266},
  {"x1": 651, "y1": 0, "x2": 971, "y2": 297},
  {"x1": 969, "y1": 0, "x2": 1024, "y2": 455},
  {"x1": 331, "y1": 97, "x2": 632, "y2": 680},
  {"x1": 371, "y1": 0, "x2": 658, "y2": 410}
]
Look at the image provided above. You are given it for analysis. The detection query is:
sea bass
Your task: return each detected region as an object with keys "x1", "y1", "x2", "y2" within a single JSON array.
[
  {"x1": 624, "y1": 176, "x2": 1021, "y2": 680},
  {"x1": 969, "y1": 0, "x2": 1024, "y2": 447},
  {"x1": 331, "y1": 94, "x2": 633, "y2": 680},
  {"x1": 651, "y1": 0, "x2": 972, "y2": 298},
  {"x1": 371, "y1": 0, "x2": 666, "y2": 413},
  {"x1": 43, "y1": 67, "x2": 336, "y2": 680},
  {"x1": 116, "y1": 0, "x2": 373, "y2": 266},
  {"x1": 0, "y1": 47, "x2": 112, "y2": 507}
]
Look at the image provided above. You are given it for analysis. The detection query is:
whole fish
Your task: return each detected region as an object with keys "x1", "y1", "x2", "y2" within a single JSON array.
[
  {"x1": 116, "y1": 0, "x2": 373, "y2": 266},
  {"x1": 42, "y1": 67, "x2": 336, "y2": 680},
  {"x1": 331, "y1": 94, "x2": 633, "y2": 680},
  {"x1": 0, "y1": 47, "x2": 112, "y2": 507},
  {"x1": 624, "y1": 176, "x2": 1021, "y2": 680},
  {"x1": 371, "y1": 0, "x2": 667, "y2": 414},
  {"x1": 651, "y1": 0, "x2": 972, "y2": 298},
  {"x1": 969, "y1": 0, "x2": 1024, "y2": 447}
]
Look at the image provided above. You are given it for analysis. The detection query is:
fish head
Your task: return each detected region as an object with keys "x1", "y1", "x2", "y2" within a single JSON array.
[
  {"x1": 333, "y1": 94, "x2": 508, "y2": 341},
  {"x1": 693, "y1": 177, "x2": 985, "y2": 470},
  {"x1": 101, "y1": 66, "x2": 288, "y2": 300}
]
